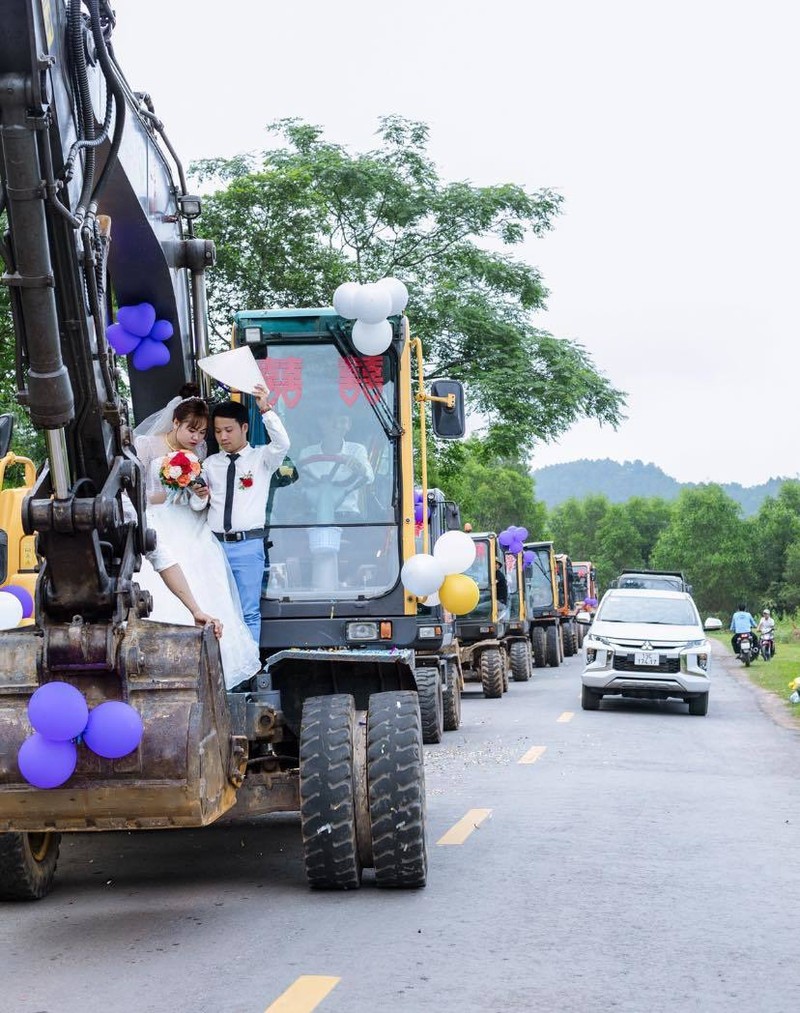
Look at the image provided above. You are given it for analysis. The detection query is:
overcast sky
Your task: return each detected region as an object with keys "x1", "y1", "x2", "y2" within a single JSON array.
[{"x1": 113, "y1": 0, "x2": 798, "y2": 486}]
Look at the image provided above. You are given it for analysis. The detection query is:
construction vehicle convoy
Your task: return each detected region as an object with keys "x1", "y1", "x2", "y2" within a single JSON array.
[
  {"x1": 0, "y1": 0, "x2": 463, "y2": 898},
  {"x1": 555, "y1": 552, "x2": 579, "y2": 657},
  {"x1": 456, "y1": 532, "x2": 510, "y2": 698}
]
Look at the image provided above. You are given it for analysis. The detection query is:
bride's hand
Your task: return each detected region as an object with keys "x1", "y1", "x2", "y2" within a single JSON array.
[{"x1": 193, "y1": 611, "x2": 223, "y2": 639}]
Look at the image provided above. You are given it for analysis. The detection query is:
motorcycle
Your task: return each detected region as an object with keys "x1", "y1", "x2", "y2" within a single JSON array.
[
  {"x1": 737, "y1": 632, "x2": 757, "y2": 667},
  {"x1": 760, "y1": 629, "x2": 775, "y2": 661}
]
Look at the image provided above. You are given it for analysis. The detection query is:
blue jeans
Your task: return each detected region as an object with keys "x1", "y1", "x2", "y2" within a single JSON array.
[{"x1": 221, "y1": 538, "x2": 265, "y2": 643}]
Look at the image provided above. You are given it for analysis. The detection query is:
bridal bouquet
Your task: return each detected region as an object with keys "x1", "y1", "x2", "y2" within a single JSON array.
[{"x1": 159, "y1": 450, "x2": 202, "y2": 503}]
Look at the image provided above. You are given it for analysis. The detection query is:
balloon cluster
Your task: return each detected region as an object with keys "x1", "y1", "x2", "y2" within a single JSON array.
[
  {"x1": 17, "y1": 682, "x2": 144, "y2": 790},
  {"x1": 498, "y1": 525, "x2": 529, "y2": 556},
  {"x1": 332, "y1": 277, "x2": 409, "y2": 356},
  {"x1": 0, "y1": 584, "x2": 34, "y2": 629},
  {"x1": 401, "y1": 530, "x2": 480, "y2": 616},
  {"x1": 107, "y1": 302, "x2": 174, "y2": 371}
]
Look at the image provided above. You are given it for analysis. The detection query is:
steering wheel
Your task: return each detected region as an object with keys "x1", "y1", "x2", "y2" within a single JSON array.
[{"x1": 300, "y1": 453, "x2": 370, "y2": 491}]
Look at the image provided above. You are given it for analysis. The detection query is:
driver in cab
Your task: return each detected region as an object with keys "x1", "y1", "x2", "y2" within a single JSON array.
[{"x1": 297, "y1": 412, "x2": 374, "y2": 522}]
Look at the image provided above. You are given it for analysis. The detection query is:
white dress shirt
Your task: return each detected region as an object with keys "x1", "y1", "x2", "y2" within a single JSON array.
[{"x1": 200, "y1": 410, "x2": 290, "y2": 533}]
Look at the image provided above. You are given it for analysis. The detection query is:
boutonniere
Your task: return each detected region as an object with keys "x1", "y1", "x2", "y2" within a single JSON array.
[{"x1": 239, "y1": 471, "x2": 254, "y2": 490}]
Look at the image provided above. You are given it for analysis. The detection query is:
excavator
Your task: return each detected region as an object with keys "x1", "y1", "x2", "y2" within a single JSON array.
[{"x1": 0, "y1": 0, "x2": 455, "y2": 898}]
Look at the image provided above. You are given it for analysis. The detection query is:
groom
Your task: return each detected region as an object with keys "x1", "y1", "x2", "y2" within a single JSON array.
[{"x1": 193, "y1": 384, "x2": 289, "y2": 641}]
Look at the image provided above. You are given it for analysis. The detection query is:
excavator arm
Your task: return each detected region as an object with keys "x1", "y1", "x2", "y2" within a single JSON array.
[{"x1": 0, "y1": 0, "x2": 214, "y2": 626}]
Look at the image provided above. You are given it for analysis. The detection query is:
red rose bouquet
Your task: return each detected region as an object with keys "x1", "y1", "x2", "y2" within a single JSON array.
[{"x1": 159, "y1": 450, "x2": 202, "y2": 503}]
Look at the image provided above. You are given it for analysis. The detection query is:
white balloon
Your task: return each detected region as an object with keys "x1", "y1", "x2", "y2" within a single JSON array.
[
  {"x1": 0, "y1": 591, "x2": 24, "y2": 630},
  {"x1": 401, "y1": 553, "x2": 445, "y2": 598},
  {"x1": 432, "y1": 530, "x2": 477, "y2": 575},
  {"x1": 333, "y1": 281, "x2": 361, "y2": 319},
  {"x1": 353, "y1": 283, "x2": 393, "y2": 324},
  {"x1": 352, "y1": 319, "x2": 392, "y2": 356},
  {"x1": 378, "y1": 277, "x2": 409, "y2": 315},
  {"x1": 423, "y1": 591, "x2": 441, "y2": 606}
]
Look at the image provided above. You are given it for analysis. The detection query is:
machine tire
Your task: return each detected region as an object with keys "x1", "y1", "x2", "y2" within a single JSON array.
[
  {"x1": 299, "y1": 694, "x2": 361, "y2": 890},
  {"x1": 546, "y1": 625, "x2": 561, "y2": 667},
  {"x1": 510, "y1": 641, "x2": 532, "y2": 682},
  {"x1": 416, "y1": 666, "x2": 444, "y2": 744},
  {"x1": 442, "y1": 661, "x2": 462, "y2": 732},
  {"x1": 0, "y1": 831, "x2": 60, "y2": 901},
  {"x1": 367, "y1": 691, "x2": 427, "y2": 888},
  {"x1": 581, "y1": 685, "x2": 601, "y2": 711},
  {"x1": 531, "y1": 627, "x2": 546, "y2": 668},
  {"x1": 479, "y1": 648, "x2": 504, "y2": 698},
  {"x1": 562, "y1": 623, "x2": 576, "y2": 657},
  {"x1": 576, "y1": 622, "x2": 586, "y2": 648},
  {"x1": 688, "y1": 693, "x2": 709, "y2": 716},
  {"x1": 502, "y1": 659, "x2": 509, "y2": 693}
]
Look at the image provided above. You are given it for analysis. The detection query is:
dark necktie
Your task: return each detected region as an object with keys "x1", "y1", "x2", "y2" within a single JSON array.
[{"x1": 223, "y1": 453, "x2": 240, "y2": 532}]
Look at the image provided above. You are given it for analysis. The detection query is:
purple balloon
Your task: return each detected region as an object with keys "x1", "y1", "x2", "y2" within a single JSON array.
[
  {"x1": 132, "y1": 338, "x2": 171, "y2": 371},
  {"x1": 2, "y1": 583, "x2": 34, "y2": 619},
  {"x1": 512, "y1": 526, "x2": 529, "y2": 541},
  {"x1": 117, "y1": 302, "x2": 156, "y2": 338},
  {"x1": 106, "y1": 323, "x2": 142, "y2": 356},
  {"x1": 413, "y1": 488, "x2": 424, "y2": 504},
  {"x1": 498, "y1": 530, "x2": 513, "y2": 549},
  {"x1": 18, "y1": 733, "x2": 77, "y2": 789},
  {"x1": 149, "y1": 318, "x2": 174, "y2": 342},
  {"x1": 414, "y1": 502, "x2": 424, "y2": 524},
  {"x1": 523, "y1": 550, "x2": 535, "y2": 567},
  {"x1": 509, "y1": 539, "x2": 524, "y2": 555},
  {"x1": 83, "y1": 701, "x2": 143, "y2": 759},
  {"x1": 28, "y1": 681, "x2": 89, "y2": 741}
]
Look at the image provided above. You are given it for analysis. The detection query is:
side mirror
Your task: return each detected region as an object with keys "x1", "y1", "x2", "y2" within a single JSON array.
[
  {"x1": 444, "y1": 499, "x2": 462, "y2": 531},
  {"x1": 430, "y1": 380, "x2": 465, "y2": 439},
  {"x1": 576, "y1": 611, "x2": 592, "y2": 625},
  {"x1": 0, "y1": 413, "x2": 14, "y2": 459},
  {"x1": 703, "y1": 617, "x2": 723, "y2": 631}
]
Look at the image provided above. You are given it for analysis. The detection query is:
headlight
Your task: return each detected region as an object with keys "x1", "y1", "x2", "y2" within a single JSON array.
[
  {"x1": 586, "y1": 648, "x2": 597, "y2": 663},
  {"x1": 418, "y1": 626, "x2": 441, "y2": 640},
  {"x1": 347, "y1": 622, "x2": 378, "y2": 642},
  {"x1": 696, "y1": 653, "x2": 709, "y2": 671}
]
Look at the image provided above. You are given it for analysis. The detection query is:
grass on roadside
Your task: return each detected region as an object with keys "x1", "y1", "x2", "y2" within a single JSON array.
[{"x1": 708, "y1": 621, "x2": 800, "y2": 726}]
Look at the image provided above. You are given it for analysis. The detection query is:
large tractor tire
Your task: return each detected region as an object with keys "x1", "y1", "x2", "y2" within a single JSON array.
[
  {"x1": 415, "y1": 666, "x2": 444, "y2": 744},
  {"x1": 442, "y1": 660, "x2": 462, "y2": 732},
  {"x1": 502, "y1": 658, "x2": 509, "y2": 693},
  {"x1": 0, "y1": 832, "x2": 61, "y2": 901},
  {"x1": 509, "y1": 640, "x2": 532, "y2": 682},
  {"x1": 300, "y1": 694, "x2": 361, "y2": 890},
  {"x1": 576, "y1": 621, "x2": 586, "y2": 648},
  {"x1": 546, "y1": 625, "x2": 561, "y2": 667},
  {"x1": 479, "y1": 647, "x2": 504, "y2": 698},
  {"x1": 367, "y1": 691, "x2": 427, "y2": 888},
  {"x1": 531, "y1": 627, "x2": 546, "y2": 668},
  {"x1": 562, "y1": 622, "x2": 576, "y2": 657}
]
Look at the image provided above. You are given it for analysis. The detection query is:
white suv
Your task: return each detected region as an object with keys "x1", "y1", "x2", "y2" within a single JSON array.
[{"x1": 579, "y1": 588, "x2": 711, "y2": 716}]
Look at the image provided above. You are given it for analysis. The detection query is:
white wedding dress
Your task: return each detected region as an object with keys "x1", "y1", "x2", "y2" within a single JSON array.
[{"x1": 134, "y1": 431, "x2": 261, "y2": 689}]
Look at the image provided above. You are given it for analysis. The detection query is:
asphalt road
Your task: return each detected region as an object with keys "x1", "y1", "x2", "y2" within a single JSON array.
[{"x1": 3, "y1": 644, "x2": 799, "y2": 1013}]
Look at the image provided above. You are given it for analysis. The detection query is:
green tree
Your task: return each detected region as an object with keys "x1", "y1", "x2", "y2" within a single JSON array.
[
  {"x1": 622, "y1": 496, "x2": 674, "y2": 565},
  {"x1": 192, "y1": 117, "x2": 626, "y2": 457},
  {"x1": 651, "y1": 485, "x2": 752, "y2": 615},
  {"x1": 593, "y1": 505, "x2": 648, "y2": 589},
  {"x1": 748, "y1": 481, "x2": 800, "y2": 612},
  {"x1": 427, "y1": 437, "x2": 547, "y2": 535},
  {"x1": 548, "y1": 494, "x2": 611, "y2": 562}
]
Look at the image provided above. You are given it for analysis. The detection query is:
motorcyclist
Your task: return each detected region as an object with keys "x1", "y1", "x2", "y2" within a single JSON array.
[
  {"x1": 730, "y1": 603, "x2": 757, "y2": 655},
  {"x1": 757, "y1": 608, "x2": 776, "y2": 657}
]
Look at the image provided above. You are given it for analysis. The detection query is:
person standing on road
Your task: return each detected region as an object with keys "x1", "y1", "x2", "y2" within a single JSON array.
[{"x1": 730, "y1": 603, "x2": 757, "y2": 654}]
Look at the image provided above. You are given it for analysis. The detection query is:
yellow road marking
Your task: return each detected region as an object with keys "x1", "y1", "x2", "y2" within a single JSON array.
[
  {"x1": 437, "y1": 808, "x2": 493, "y2": 846},
  {"x1": 518, "y1": 745, "x2": 547, "y2": 764},
  {"x1": 265, "y1": 976, "x2": 340, "y2": 1013},
  {"x1": 557, "y1": 711, "x2": 574, "y2": 723}
]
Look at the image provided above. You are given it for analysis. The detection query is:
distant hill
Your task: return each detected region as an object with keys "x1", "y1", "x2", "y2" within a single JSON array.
[{"x1": 531, "y1": 458, "x2": 793, "y2": 516}]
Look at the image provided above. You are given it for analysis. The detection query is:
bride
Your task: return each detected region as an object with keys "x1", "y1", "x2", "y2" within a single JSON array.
[{"x1": 133, "y1": 388, "x2": 261, "y2": 690}]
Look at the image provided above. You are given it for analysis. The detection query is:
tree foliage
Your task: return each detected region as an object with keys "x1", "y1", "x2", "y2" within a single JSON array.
[
  {"x1": 192, "y1": 117, "x2": 626, "y2": 456},
  {"x1": 427, "y1": 438, "x2": 547, "y2": 536}
]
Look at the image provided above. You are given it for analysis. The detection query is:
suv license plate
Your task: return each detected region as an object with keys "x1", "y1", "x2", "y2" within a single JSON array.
[{"x1": 634, "y1": 651, "x2": 660, "y2": 667}]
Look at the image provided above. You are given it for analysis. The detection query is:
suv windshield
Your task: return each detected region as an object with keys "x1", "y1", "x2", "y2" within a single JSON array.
[
  {"x1": 598, "y1": 596, "x2": 699, "y2": 627},
  {"x1": 249, "y1": 342, "x2": 398, "y2": 601}
]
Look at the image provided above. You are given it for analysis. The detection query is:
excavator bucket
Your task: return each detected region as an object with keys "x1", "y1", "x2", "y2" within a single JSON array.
[{"x1": 0, "y1": 618, "x2": 246, "y2": 832}]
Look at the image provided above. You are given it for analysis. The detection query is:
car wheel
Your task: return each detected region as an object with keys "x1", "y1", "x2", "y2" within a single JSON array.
[
  {"x1": 688, "y1": 693, "x2": 709, "y2": 716},
  {"x1": 581, "y1": 685, "x2": 601, "y2": 711}
]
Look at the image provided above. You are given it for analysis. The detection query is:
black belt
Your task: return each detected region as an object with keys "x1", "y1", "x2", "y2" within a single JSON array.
[{"x1": 214, "y1": 528, "x2": 266, "y2": 543}]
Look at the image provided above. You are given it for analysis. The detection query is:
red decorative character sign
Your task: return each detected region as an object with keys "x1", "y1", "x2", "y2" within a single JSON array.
[
  {"x1": 258, "y1": 357, "x2": 304, "y2": 408},
  {"x1": 338, "y1": 355, "x2": 384, "y2": 406}
]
